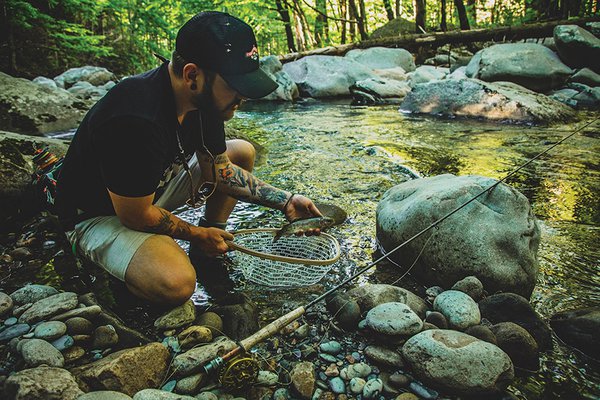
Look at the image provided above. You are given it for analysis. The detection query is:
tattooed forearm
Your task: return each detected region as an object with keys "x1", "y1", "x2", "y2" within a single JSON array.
[
  {"x1": 144, "y1": 207, "x2": 195, "y2": 240},
  {"x1": 145, "y1": 209, "x2": 174, "y2": 234},
  {"x1": 219, "y1": 163, "x2": 259, "y2": 196},
  {"x1": 258, "y1": 187, "x2": 288, "y2": 207}
]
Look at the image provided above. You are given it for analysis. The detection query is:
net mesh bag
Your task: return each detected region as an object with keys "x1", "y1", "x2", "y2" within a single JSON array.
[{"x1": 230, "y1": 229, "x2": 341, "y2": 287}]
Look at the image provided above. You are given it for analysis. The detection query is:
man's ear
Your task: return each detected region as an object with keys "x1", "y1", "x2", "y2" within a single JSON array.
[{"x1": 182, "y1": 63, "x2": 204, "y2": 90}]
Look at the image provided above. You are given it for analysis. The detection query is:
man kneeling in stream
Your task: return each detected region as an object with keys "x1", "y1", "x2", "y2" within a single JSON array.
[{"x1": 55, "y1": 11, "x2": 321, "y2": 304}]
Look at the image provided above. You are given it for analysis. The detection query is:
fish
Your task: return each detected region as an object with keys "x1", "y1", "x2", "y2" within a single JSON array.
[{"x1": 273, "y1": 217, "x2": 335, "y2": 242}]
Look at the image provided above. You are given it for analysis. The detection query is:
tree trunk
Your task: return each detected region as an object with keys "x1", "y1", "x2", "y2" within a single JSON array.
[
  {"x1": 315, "y1": 0, "x2": 328, "y2": 46},
  {"x1": 349, "y1": 1, "x2": 356, "y2": 41},
  {"x1": 276, "y1": 0, "x2": 297, "y2": 52},
  {"x1": 467, "y1": 0, "x2": 476, "y2": 24},
  {"x1": 395, "y1": 0, "x2": 402, "y2": 17},
  {"x1": 359, "y1": 0, "x2": 368, "y2": 32},
  {"x1": 2, "y1": 0, "x2": 17, "y2": 74},
  {"x1": 341, "y1": 0, "x2": 348, "y2": 43},
  {"x1": 383, "y1": 0, "x2": 395, "y2": 21},
  {"x1": 454, "y1": 0, "x2": 470, "y2": 30},
  {"x1": 441, "y1": 0, "x2": 448, "y2": 31},
  {"x1": 415, "y1": 0, "x2": 426, "y2": 33},
  {"x1": 349, "y1": 0, "x2": 368, "y2": 40}
]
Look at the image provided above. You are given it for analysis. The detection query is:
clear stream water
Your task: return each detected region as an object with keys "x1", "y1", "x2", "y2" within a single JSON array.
[{"x1": 47, "y1": 100, "x2": 598, "y2": 398}]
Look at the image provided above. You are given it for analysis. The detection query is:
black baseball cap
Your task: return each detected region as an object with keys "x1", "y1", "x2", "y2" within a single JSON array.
[{"x1": 176, "y1": 11, "x2": 278, "y2": 99}]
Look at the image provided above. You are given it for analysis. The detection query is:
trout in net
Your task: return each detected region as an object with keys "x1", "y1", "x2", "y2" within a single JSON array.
[{"x1": 273, "y1": 217, "x2": 335, "y2": 242}]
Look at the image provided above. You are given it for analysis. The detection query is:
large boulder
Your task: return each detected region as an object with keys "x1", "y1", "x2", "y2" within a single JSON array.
[
  {"x1": 350, "y1": 78, "x2": 411, "y2": 105},
  {"x1": 550, "y1": 307, "x2": 600, "y2": 359},
  {"x1": 402, "y1": 329, "x2": 514, "y2": 395},
  {"x1": 4, "y1": 366, "x2": 84, "y2": 400},
  {"x1": 259, "y1": 56, "x2": 299, "y2": 101},
  {"x1": 0, "y1": 72, "x2": 89, "y2": 135},
  {"x1": 345, "y1": 47, "x2": 416, "y2": 72},
  {"x1": 376, "y1": 175, "x2": 540, "y2": 298},
  {"x1": 54, "y1": 66, "x2": 115, "y2": 89},
  {"x1": 71, "y1": 342, "x2": 170, "y2": 396},
  {"x1": 346, "y1": 284, "x2": 429, "y2": 318},
  {"x1": 282, "y1": 55, "x2": 377, "y2": 97},
  {"x1": 399, "y1": 78, "x2": 577, "y2": 124},
  {"x1": 553, "y1": 25, "x2": 600, "y2": 72},
  {"x1": 369, "y1": 17, "x2": 416, "y2": 39},
  {"x1": 408, "y1": 65, "x2": 448, "y2": 87},
  {"x1": 465, "y1": 43, "x2": 572, "y2": 91}
]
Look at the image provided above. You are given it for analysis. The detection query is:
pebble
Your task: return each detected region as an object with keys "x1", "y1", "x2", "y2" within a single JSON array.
[
  {"x1": 363, "y1": 378, "x2": 383, "y2": 399},
  {"x1": 409, "y1": 381, "x2": 439, "y2": 399},
  {"x1": 162, "y1": 336, "x2": 181, "y2": 354},
  {"x1": 177, "y1": 325, "x2": 212, "y2": 349},
  {"x1": 316, "y1": 380, "x2": 329, "y2": 390},
  {"x1": 256, "y1": 370, "x2": 278, "y2": 386},
  {"x1": 63, "y1": 346, "x2": 86, "y2": 363},
  {"x1": 273, "y1": 388, "x2": 290, "y2": 400},
  {"x1": 364, "y1": 345, "x2": 404, "y2": 368},
  {"x1": 320, "y1": 340, "x2": 342, "y2": 355},
  {"x1": 312, "y1": 388, "x2": 323, "y2": 400},
  {"x1": 396, "y1": 394, "x2": 419, "y2": 400},
  {"x1": 433, "y1": 290, "x2": 481, "y2": 330},
  {"x1": 294, "y1": 323, "x2": 310, "y2": 338},
  {"x1": 4, "y1": 317, "x2": 17, "y2": 326},
  {"x1": 21, "y1": 338, "x2": 64, "y2": 367},
  {"x1": 22, "y1": 332, "x2": 35, "y2": 338},
  {"x1": 34, "y1": 320, "x2": 67, "y2": 341},
  {"x1": 388, "y1": 373, "x2": 411, "y2": 389},
  {"x1": 349, "y1": 377, "x2": 366, "y2": 394},
  {"x1": 42, "y1": 240, "x2": 56, "y2": 250},
  {"x1": 51, "y1": 334, "x2": 75, "y2": 351},
  {"x1": 78, "y1": 391, "x2": 133, "y2": 399},
  {"x1": 196, "y1": 393, "x2": 218, "y2": 400},
  {"x1": 425, "y1": 286, "x2": 444, "y2": 303},
  {"x1": 352, "y1": 351, "x2": 361, "y2": 361},
  {"x1": 0, "y1": 292, "x2": 13, "y2": 316},
  {"x1": 65, "y1": 317, "x2": 93, "y2": 335},
  {"x1": 425, "y1": 311, "x2": 448, "y2": 329},
  {"x1": 196, "y1": 311, "x2": 224, "y2": 336},
  {"x1": 73, "y1": 334, "x2": 92, "y2": 343},
  {"x1": 451, "y1": 276, "x2": 484, "y2": 301},
  {"x1": 174, "y1": 373, "x2": 204, "y2": 394},
  {"x1": 12, "y1": 303, "x2": 32, "y2": 318},
  {"x1": 340, "y1": 362, "x2": 372, "y2": 380},
  {"x1": 319, "y1": 353, "x2": 337, "y2": 363},
  {"x1": 92, "y1": 325, "x2": 119, "y2": 349},
  {"x1": 324, "y1": 364, "x2": 339, "y2": 377},
  {"x1": 0, "y1": 323, "x2": 30, "y2": 342},
  {"x1": 161, "y1": 379, "x2": 177, "y2": 392},
  {"x1": 328, "y1": 377, "x2": 346, "y2": 394}
]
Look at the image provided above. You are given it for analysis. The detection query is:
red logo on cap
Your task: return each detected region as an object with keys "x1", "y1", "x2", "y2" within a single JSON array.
[{"x1": 245, "y1": 45, "x2": 259, "y2": 61}]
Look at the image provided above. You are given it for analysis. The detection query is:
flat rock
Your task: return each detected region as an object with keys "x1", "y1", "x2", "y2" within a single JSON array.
[
  {"x1": 172, "y1": 336, "x2": 237, "y2": 377},
  {"x1": 71, "y1": 342, "x2": 170, "y2": 396},
  {"x1": 21, "y1": 338, "x2": 64, "y2": 367},
  {"x1": 402, "y1": 329, "x2": 514, "y2": 395},
  {"x1": 290, "y1": 361, "x2": 315, "y2": 400},
  {"x1": 347, "y1": 284, "x2": 428, "y2": 318},
  {"x1": 433, "y1": 290, "x2": 480, "y2": 330},
  {"x1": 10, "y1": 284, "x2": 59, "y2": 306},
  {"x1": 4, "y1": 366, "x2": 84, "y2": 400},
  {"x1": 18, "y1": 291, "x2": 78, "y2": 324},
  {"x1": 132, "y1": 389, "x2": 196, "y2": 400},
  {"x1": 0, "y1": 323, "x2": 30, "y2": 342},
  {"x1": 154, "y1": 300, "x2": 196, "y2": 330},
  {"x1": 79, "y1": 391, "x2": 134, "y2": 399},
  {"x1": 52, "y1": 305, "x2": 102, "y2": 321},
  {"x1": 33, "y1": 320, "x2": 67, "y2": 341},
  {"x1": 365, "y1": 302, "x2": 423, "y2": 336}
]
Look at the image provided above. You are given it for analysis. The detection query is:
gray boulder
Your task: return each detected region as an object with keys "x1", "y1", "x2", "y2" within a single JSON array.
[
  {"x1": 345, "y1": 47, "x2": 416, "y2": 72},
  {"x1": 465, "y1": 43, "x2": 572, "y2": 91},
  {"x1": 67, "y1": 81, "x2": 108, "y2": 101},
  {"x1": 133, "y1": 389, "x2": 196, "y2": 399},
  {"x1": 0, "y1": 72, "x2": 89, "y2": 135},
  {"x1": 554, "y1": 25, "x2": 600, "y2": 71},
  {"x1": 550, "y1": 307, "x2": 600, "y2": 359},
  {"x1": 346, "y1": 284, "x2": 429, "y2": 318},
  {"x1": 54, "y1": 65, "x2": 115, "y2": 89},
  {"x1": 32, "y1": 76, "x2": 58, "y2": 90},
  {"x1": 402, "y1": 329, "x2": 514, "y2": 395},
  {"x1": 4, "y1": 366, "x2": 84, "y2": 400},
  {"x1": 569, "y1": 68, "x2": 600, "y2": 87},
  {"x1": 282, "y1": 55, "x2": 377, "y2": 97},
  {"x1": 20, "y1": 338, "x2": 64, "y2": 367},
  {"x1": 408, "y1": 66, "x2": 448, "y2": 87},
  {"x1": 259, "y1": 55, "x2": 298, "y2": 101},
  {"x1": 376, "y1": 175, "x2": 540, "y2": 298},
  {"x1": 350, "y1": 78, "x2": 411, "y2": 105},
  {"x1": 18, "y1": 291, "x2": 78, "y2": 324},
  {"x1": 433, "y1": 290, "x2": 480, "y2": 330},
  {"x1": 586, "y1": 21, "x2": 600, "y2": 37},
  {"x1": 10, "y1": 284, "x2": 60, "y2": 306},
  {"x1": 400, "y1": 78, "x2": 577, "y2": 124},
  {"x1": 365, "y1": 302, "x2": 423, "y2": 336}
]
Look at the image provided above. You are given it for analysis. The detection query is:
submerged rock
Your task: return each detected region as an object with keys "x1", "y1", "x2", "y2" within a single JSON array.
[
  {"x1": 377, "y1": 175, "x2": 540, "y2": 298},
  {"x1": 402, "y1": 329, "x2": 514, "y2": 395},
  {"x1": 399, "y1": 78, "x2": 577, "y2": 124},
  {"x1": 491, "y1": 322, "x2": 540, "y2": 370},
  {"x1": 550, "y1": 306, "x2": 600, "y2": 359}
]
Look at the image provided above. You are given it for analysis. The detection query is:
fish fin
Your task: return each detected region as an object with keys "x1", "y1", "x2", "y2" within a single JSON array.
[{"x1": 273, "y1": 230, "x2": 283, "y2": 242}]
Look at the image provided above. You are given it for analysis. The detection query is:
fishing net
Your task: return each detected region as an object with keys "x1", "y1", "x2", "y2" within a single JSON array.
[{"x1": 229, "y1": 228, "x2": 341, "y2": 287}]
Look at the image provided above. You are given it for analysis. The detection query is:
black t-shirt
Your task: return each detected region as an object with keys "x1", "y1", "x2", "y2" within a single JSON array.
[{"x1": 55, "y1": 62, "x2": 226, "y2": 229}]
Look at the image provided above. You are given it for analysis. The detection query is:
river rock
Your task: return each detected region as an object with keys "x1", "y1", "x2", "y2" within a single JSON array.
[
  {"x1": 569, "y1": 68, "x2": 600, "y2": 86},
  {"x1": 0, "y1": 292, "x2": 13, "y2": 316},
  {"x1": 54, "y1": 66, "x2": 115, "y2": 89},
  {"x1": 479, "y1": 293, "x2": 552, "y2": 351},
  {"x1": 433, "y1": 290, "x2": 480, "y2": 330},
  {"x1": 377, "y1": 175, "x2": 540, "y2": 298},
  {"x1": 346, "y1": 284, "x2": 428, "y2": 318},
  {"x1": 92, "y1": 325, "x2": 119, "y2": 349},
  {"x1": 550, "y1": 306, "x2": 600, "y2": 359},
  {"x1": 363, "y1": 378, "x2": 383, "y2": 399},
  {"x1": 447, "y1": 66, "x2": 468, "y2": 80},
  {"x1": 400, "y1": 78, "x2": 576, "y2": 123},
  {"x1": 195, "y1": 393, "x2": 218, "y2": 400},
  {"x1": 320, "y1": 340, "x2": 342, "y2": 355},
  {"x1": 196, "y1": 311, "x2": 223, "y2": 336},
  {"x1": 329, "y1": 376, "x2": 346, "y2": 394},
  {"x1": 282, "y1": 55, "x2": 377, "y2": 97},
  {"x1": 325, "y1": 293, "x2": 361, "y2": 329},
  {"x1": 211, "y1": 294, "x2": 258, "y2": 340},
  {"x1": 290, "y1": 361, "x2": 315, "y2": 399},
  {"x1": 33, "y1": 320, "x2": 67, "y2": 341},
  {"x1": 257, "y1": 370, "x2": 279, "y2": 386},
  {"x1": 79, "y1": 391, "x2": 133, "y2": 399},
  {"x1": 425, "y1": 311, "x2": 448, "y2": 329},
  {"x1": 3, "y1": 366, "x2": 84, "y2": 400},
  {"x1": 366, "y1": 302, "x2": 423, "y2": 336},
  {"x1": 67, "y1": 81, "x2": 107, "y2": 101},
  {"x1": 349, "y1": 377, "x2": 366, "y2": 394},
  {"x1": 350, "y1": 78, "x2": 412, "y2": 104},
  {"x1": 465, "y1": 43, "x2": 572, "y2": 91},
  {"x1": 345, "y1": 47, "x2": 416, "y2": 72},
  {"x1": 71, "y1": 342, "x2": 170, "y2": 396},
  {"x1": 52, "y1": 334, "x2": 75, "y2": 351},
  {"x1": 562, "y1": 83, "x2": 600, "y2": 109},
  {"x1": 396, "y1": 393, "x2": 419, "y2": 400},
  {"x1": 65, "y1": 316, "x2": 94, "y2": 335},
  {"x1": 491, "y1": 322, "x2": 540, "y2": 370},
  {"x1": 174, "y1": 373, "x2": 204, "y2": 394},
  {"x1": 172, "y1": 336, "x2": 237, "y2": 376},
  {"x1": 408, "y1": 66, "x2": 448, "y2": 87},
  {"x1": 464, "y1": 325, "x2": 497, "y2": 345},
  {"x1": 364, "y1": 345, "x2": 404, "y2": 367},
  {"x1": 177, "y1": 325, "x2": 212, "y2": 349},
  {"x1": 18, "y1": 291, "x2": 78, "y2": 324},
  {"x1": 554, "y1": 25, "x2": 600, "y2": 71},
  {"x1": 259, "y1": 55, "x2": 299, "y2": 101},
  {"x1": 0, "y1": 323, "x2": 30, "y2": 342},
  {"x1": 340, "y1": 362, "x2": 372, "y2": 380},
  {"x1": 132, "y1": 389, "x2": 196, "y2": 400},
  {"x1": 52, "y1": 304, "x2": 102, "y2": 321},
  {"x1": 388, "y1": 372, "x2": 411, "y2": 389},
  {"x1": 0, "y1": 72, "x2": 89, "y2": 135},
  {"x1": 402, "y1": 329, "x2": 514, "y2": 395},
  {"x1": 21, "y1": 338, "x2": 64, "y2": 367},
  {"x1": 10, "y1": 284, "x2": 59, "y2": 306},
  {"x1": 154, "y1": 300, "x2": 196, "y2": 330},
  {"x1": 451, "y1": 276, "x2": 484, "y2": 301},
  {"x1": 63, "y1": 345, "x2": 86, "y2": 364},
  {"x1": 372, "y1": 66, "x2": 408, "y2": 81},
  {"x1": 33, "y1": 76, "x2": 58, "y2": 89}
]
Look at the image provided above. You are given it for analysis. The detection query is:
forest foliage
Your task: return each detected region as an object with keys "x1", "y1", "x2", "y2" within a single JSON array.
[{"x1": 1, "y1": 0, "x2": 598, "y2": 78}]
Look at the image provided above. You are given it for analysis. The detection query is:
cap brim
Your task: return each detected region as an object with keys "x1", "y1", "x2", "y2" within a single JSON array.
[{"x1": 221, "y1": 68, "x2": 278, "y2": 99}]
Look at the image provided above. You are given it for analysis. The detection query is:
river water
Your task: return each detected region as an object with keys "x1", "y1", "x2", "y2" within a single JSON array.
[{"x1": 176, "y1": 100, "x2": 599, "y2": 399}]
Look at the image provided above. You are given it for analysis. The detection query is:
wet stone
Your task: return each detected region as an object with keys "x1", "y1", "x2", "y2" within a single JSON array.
[
  {"x1": 324, "y1": 364, "x2": 339, "y2": 377},
  {"x1": 329, "y1": 377, "x2": 346, "y2": 394},
  {"x1": 4, "y1": 317, "x2": 18, "y2": 326},
  {"x1": 0, "y1": 323, "x2": 30, "y2": 342},
  {"x1": 320, "y1": 353, "x2": 337, "y2": 363},
  {"x1": 451, "y1": 276, "x2": 484, "y2": 301},
  {"x1": 79, "y1": 391, "x2": 133, "y2": 399},
  {"x1": 340, "y1": 362, "x2": 372, "y2": 380},
  {"x1": 396, "y1": 394, "x2": 419, "y2": 400},
  {"x1": 18, "y1": 291, "x2": 78, "y2": 324},
  {"x1": 257, "y1": 370, "x2": 279, "y2": 386},
  {"x1": 52, "y1": 305, "x2": 102, "y2": 321},
  {"x1": 22, "y1": 332, "x2": 35, "y2": 338},
  {"x1": 196, "y1": 393, "x2": 218, "y2": 400},
  {"x1": 433, "y1": 290, "x2": 481, "y2": 331},
  {"x1": 174, "y1": 373, "x2": 204, "y2": 395},
  {"x1": 63, "y1": 345, "x2": 86, "y2": 364},
  {"x1": 0, "y1": 292, "x2": 13, "y2": 316},
  {"x1": 92, "y1": 324, "x2": 119, "y2": 349},
  {"x1": 320, "y1": 340, "x2": 342, "y2": 355},
  {"x1": 388, "y1": 373, "x2": 411, "y2": 389},
  {"x1": 465, "y1": 325, "x2": 497, "y2": 345},
  {"x1": 364, "y1": 345, "x2": 404, "y2": 368},
  {"x1": 9, "y1": 247, "x2": 32, "y2": 260},
  {"x1": 177, "y1": 325, "x2": 212, "y2": 349},
  {"x1": 12, "y1": 303, "x2": 32, "y2": 318},
  {"x1": 363, "y1": 378, "x2": 383, "y2": 399},
  {"x1": 51, "y1": 334, "x2": 75, "y2": 351},
  {"x1": 273, "y1": 388, "x2": 290, "y2": 400},
  {"x1": 196, "y1": 311, "x2": 223, "y2": 336},
  {"x1": 161, "y1": 379, "x2": 177, "y2": 392},
  {"x1": 21, "y1": 338, "x2": 64, "y2": 367},
  {"x1": 154, "y1": 300, "x2": 196, "y2": 330},
  {"x1": 65, "y1": 316, "x2": 93, "y2": 335},
  {"x1": 34, "y1": 320, "x2": 67, "y2": 341},
  {"x1": 425, "y1": 286, "x2": 444, "y2": 303},
  {"x1": 366, "y1": 303, "x2": 423, "y2": 336},
  {"x1": 349, "y1": 377, "x2": 366, "y2": 394},
  {"x1": 409, "y1": 381, "x2": 438, "y2": 399},
  {"x1": 425, "y1": 311, "x2": 448, "y2": 329}
]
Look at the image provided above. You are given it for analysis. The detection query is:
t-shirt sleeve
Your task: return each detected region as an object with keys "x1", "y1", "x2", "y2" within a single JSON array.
[{"x1": 93, "y1": 117, "x2": 167, "y2": 197}]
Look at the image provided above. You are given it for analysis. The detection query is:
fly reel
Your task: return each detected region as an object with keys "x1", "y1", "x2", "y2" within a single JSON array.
[{"x1": 218, "y1": 354, "x2": 260, "y2": 391}]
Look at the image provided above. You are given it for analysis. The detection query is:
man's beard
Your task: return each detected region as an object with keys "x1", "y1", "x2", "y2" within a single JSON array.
[{"x1": 191, "y1": 92, "x2": 241, "y2": 121}]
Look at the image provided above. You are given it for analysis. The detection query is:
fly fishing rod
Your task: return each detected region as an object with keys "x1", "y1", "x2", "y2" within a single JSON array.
[{"x1": 202, "y1": 117, "x2": 599, "y2": 389}]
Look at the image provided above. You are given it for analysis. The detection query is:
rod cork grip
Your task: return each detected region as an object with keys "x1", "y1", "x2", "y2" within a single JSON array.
[{"x1": 239, "y1": 306, "x2": 306, "y2": 350}]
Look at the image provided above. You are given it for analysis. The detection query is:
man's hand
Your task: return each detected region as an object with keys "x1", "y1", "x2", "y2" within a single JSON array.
[
  {"x1": 284, "y1": 194, "x2": 323, "y2": 236},
  {"x1": 193, "y1": 227, "x2": 233, "y2": 257}
]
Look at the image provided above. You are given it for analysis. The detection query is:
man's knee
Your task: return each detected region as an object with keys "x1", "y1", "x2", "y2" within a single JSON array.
[
  {"x1": 227, "y1": 139, "x2": 255, "y2": 171},
  {"x1": 156, "y1": 268, "x2": 196, "y2": 305}
]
